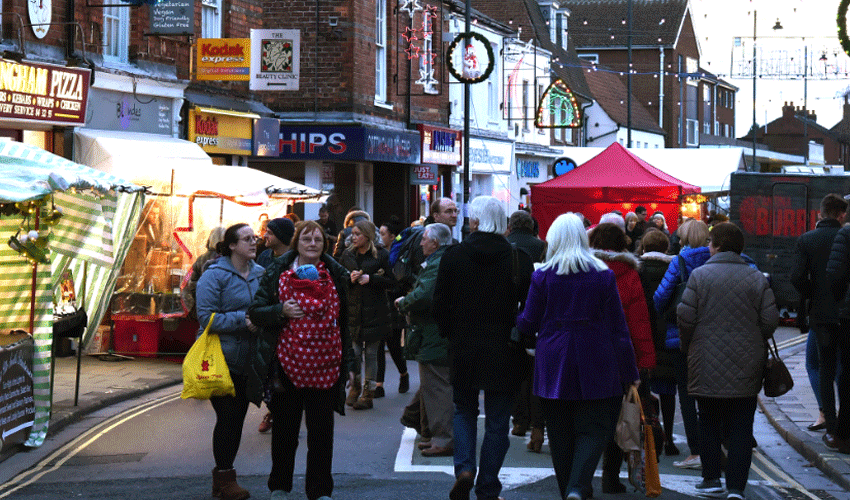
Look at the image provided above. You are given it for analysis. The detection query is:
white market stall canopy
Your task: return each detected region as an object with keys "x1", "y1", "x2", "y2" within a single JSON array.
[
  {"x1": 74, "y1": 128, "x2": 324, "y2": 202},
  {"x1": 557, "y1": 147, "x2": 746, "y2": 193}
]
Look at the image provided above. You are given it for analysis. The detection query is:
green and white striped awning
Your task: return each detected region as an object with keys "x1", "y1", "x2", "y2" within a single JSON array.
[{"x1": 0, "y1": 140, "x2": 142, "y2": 203}]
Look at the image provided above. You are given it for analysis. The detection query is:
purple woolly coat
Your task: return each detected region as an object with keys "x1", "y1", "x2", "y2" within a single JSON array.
[{"x1": 516, "y1": 265, "x2": 639, "y2": 401}]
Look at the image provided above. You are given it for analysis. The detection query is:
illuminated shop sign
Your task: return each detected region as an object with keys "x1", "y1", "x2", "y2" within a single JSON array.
[
  {"x1": 0, "y1": 61, "x2": 90, "y2": 126},
  {"x1": 279, "y1": 125, "x2": 421, "y2": 164},
  {"x1": 418, "y1": 124, "x2": 461, "y2": 165}
]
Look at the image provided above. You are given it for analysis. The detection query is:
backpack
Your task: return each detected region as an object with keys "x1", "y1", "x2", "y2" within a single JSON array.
[{"x1": 392, "y1": 226, "x2": 425, "y2": 291}]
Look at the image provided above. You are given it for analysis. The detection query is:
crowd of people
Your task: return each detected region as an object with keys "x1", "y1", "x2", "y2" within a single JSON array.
[{"x1": 190, "y1": 195, "x2": 783, "y2": 500}]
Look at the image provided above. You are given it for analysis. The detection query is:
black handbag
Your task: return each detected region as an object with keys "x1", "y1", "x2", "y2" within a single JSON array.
[
  {"x1": 662, "y1": 255, "x2": 687, "y2": 323},
  {"x1": 763, "y1": 337, "x2": 794, "y2": 397}
]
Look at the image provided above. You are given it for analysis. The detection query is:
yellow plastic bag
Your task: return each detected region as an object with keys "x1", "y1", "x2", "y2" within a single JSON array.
[{"x1": 181, "y1": 313, "x2": 236, "y2": 399}]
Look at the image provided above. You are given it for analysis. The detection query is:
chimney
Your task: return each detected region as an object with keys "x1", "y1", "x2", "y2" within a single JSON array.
[
  {"x1": 782, "y1": 101, "x2": 796, "y2": 118},
  {"x1": 808, "y1": 109, "x2": 817, "y2": 122},
  {"x1": 844, "y1": 95, "x2": 850, "y2": 122}
]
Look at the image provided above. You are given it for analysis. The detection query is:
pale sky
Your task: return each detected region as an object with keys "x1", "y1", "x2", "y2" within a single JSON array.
[{"x1": 689, "y1": 0, "x2": 850, "y2": 130}]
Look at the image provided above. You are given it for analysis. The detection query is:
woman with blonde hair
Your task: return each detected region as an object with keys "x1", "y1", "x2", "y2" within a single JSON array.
[
  {"x1": 339, "y1": 219, "x2": 397, "y2": 409},
  {"x1": 517, "y1": 213, "x2": 639, "y2": 500},
  {"x1": 653, "y1": 218, "x2": 711, "y2": 470}
]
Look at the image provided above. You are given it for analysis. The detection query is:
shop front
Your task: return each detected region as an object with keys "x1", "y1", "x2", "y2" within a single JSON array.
[
  {"x1": 513, "y1": 143, "x2": 562, "y2": 215},
  {"x1": 468, "y1": 137, "x2": 514, "y2": 216},
  {"x1": 253, "y1": 124, "x2": 421, "y2": 230},
  {"x1": 418, "y1": 125, "x2": 461, "y2": 233}
]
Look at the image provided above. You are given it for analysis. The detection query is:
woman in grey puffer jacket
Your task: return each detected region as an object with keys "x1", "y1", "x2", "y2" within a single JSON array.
[
  {"x1": 676, "y1": 222, "x2": 778, "y2": 500},
  {"x1": 196, "y1": 223, "x2": 267, "y2": 500}
]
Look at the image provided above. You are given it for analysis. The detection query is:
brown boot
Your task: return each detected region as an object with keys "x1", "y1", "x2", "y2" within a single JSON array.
[
  {"x1": 353, "y1": 386, "x2": 374, "y2": 410},
  {"x1": 527, "y1": 427, "x2": 544, "y2": 453},
  {"x1": 212, "y1": 467, "x2": 250, "y2": 500},
  {"x1": 346, "y1": 375, "x2": 361, "y2": 406}
]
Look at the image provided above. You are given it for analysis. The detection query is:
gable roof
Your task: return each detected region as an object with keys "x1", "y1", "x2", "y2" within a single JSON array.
[
  {"x1": 475, "y1": 0, "x2": 594, "y2": 100},
  {"x1": 582, "y1": 61, "x2": 664, "y2": 134},
  {"x1": 563, "y1": 0, "x2": 689, "y2": 49}
]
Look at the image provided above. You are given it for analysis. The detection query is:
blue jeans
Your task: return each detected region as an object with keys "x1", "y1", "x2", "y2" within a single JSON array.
[
  {"x1": 697, "y1": 397, "x2": 757, "y2": 495},
  {"x1": 542, "y1": 397, "x2": 614, "y2": 500},
  {"x1": 453, "y1": 386, "x2": 514, "y2": 500},
  {"x1": 675, "y1": 349, "x2": 700, "y2": 455}
]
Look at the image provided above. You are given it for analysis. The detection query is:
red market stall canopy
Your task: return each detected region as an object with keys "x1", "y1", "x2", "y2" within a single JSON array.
[{"x1": 531, "y1": 142, "x2": 700, "y2": 239}]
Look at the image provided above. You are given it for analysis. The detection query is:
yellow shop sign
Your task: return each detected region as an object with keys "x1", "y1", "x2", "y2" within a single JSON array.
[
  {"x1": 189, "y1": 107, "x2": 257, "y2": 155},
  {"x1": 196, "y1": 38, "x2": 250, "y2": 81}
]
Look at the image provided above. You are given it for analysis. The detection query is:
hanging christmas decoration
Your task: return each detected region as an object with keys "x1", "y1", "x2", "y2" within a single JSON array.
[
  {"x1": 839, "y1": 0, "x2": 850, "y2": 57},
  {"x1": 5, "y1": 198, "x2": 51, "y2": 265},
  {"x1": 446, "y1": 32, "x2": 495, "y2": 84},
  {"x1": 535, "y1": 79, "x2": 582, "y2": 128}
]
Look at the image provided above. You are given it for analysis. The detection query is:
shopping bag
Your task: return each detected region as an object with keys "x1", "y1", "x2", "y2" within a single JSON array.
[
  {"x1": 181, "y1": 313, "x2": 236, "y2": 399},
  {"x1": 615, "y1": 386, "x2": 642, "y2": 452},
  {"x1": 763, "y1": 337, "x2": 794, "y2": 397},
  {"x1": 624, "y1": 386, "x2": 662, "y2": 497}
]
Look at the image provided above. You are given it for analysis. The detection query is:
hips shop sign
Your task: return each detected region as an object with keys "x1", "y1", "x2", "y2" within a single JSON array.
[
  {"x1": 0, "y1": 61, "x2": 89, "y2": 127},
  {"x1": 279, "y1": 126, "x2": 421, "y2": 164}
]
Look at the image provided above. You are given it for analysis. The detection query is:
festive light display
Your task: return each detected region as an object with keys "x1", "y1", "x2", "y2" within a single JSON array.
[
  {"x1": 447, "y1": 32, "x2": 495, "y2": 84},
  {"x1": 2, "y1": 198, "x2": 61, "y2": 266},
  {"x1": 535, "y1": 79, "x2": 581, "y2": 128},
  {"x1": 839, "y1": 0, "x2": 850, "y2": 57},
  {"x1": 398, "y1": 0, "x2": 440, "y2": 95}
]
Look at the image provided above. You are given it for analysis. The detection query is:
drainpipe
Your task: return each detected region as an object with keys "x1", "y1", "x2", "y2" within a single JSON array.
[
  {"x1": 658, "y1": 47, "x2": 664, "y2": 129},
  {"x1": 66, "y1": 0, "x2": 75, "y2": 59}
]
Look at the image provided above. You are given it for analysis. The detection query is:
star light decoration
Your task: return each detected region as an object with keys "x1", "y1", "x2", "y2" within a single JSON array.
[
  {"x1": 405, "y1": 44, "x2": 421, "y2": 59},
  {"x1": 402, "y1": 26, "x2": 419, "y2": 43},
  {"x1": 415, "y1": 67, "x2": 439, "y2": 94},
  {"x1": 399, "y1": 0, "x2": 423, "y2": 17}
]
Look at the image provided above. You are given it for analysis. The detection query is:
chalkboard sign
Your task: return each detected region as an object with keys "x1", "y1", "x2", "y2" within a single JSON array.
[{"x1": 149, "y1": 0, "x2": 194, "y2": 36}]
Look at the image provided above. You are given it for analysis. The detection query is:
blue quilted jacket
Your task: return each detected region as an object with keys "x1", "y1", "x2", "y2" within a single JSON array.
[{"x1": 653, "y1": 246, "x2": 712, "y2": 349}]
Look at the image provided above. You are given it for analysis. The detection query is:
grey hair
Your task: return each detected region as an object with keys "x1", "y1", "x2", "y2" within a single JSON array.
[
  {"x1": 423, "y1": 223, "x2": 452, "y2": 246},
  {"x1": 599, "y1": 212, "x2": 625, "y2": 231},
  {"x1": 469, "y1": 196, "x2": 506, "y2": 234}
]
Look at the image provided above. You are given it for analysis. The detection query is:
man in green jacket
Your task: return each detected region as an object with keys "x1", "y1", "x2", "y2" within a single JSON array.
[{"x1": 395, "y1": 222, "x2": 453, "y2": 457}]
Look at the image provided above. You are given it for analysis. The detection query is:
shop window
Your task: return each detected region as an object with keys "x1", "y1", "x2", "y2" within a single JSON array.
[
  {"x1": 202, "y1": 0, "x2": 222, "y2": 39},
  {"x1": 103, "y1": 6, "x2": 129, "y2": 64},
  {"x1": 375, "y1": 0, "x2": 388, "y2": 103}
]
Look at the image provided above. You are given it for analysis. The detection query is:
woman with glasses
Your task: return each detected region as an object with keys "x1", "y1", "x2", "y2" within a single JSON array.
[
  {"x1": 248, "y1": 220, "x2": 355, "y2": 500},
  {"x1": 195, "y1": 223, "x2": 266, "y2": 500}
]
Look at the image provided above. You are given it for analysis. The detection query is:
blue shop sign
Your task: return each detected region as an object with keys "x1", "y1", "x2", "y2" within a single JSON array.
[{"x1": 279, "y1": 125, "x2": 420, "y2": 164}]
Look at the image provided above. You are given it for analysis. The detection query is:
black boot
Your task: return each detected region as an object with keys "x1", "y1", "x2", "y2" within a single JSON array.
[{"x1": 601, "y1": 442, "x2": 627, "y2": 494}]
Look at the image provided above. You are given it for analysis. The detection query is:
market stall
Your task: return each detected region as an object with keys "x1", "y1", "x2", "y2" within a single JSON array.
[
  {"x1": 73, "y1": 129, "x2": 325, "y2": 357},
  {"x1": 531, "y1": 142, "x2": 700, "y2": 238},
  {"x1": 0, "y1": 139, "x2": 143, "y2": 450}
]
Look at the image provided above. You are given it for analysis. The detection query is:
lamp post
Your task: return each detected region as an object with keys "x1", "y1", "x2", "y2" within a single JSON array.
[{"x1": 751, "y1": 11, "x2": 783, "y2": 171}]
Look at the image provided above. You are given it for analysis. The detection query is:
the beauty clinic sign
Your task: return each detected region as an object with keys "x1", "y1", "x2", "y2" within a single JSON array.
[{"x1": 250, "y1": 29, "x2": 300, "y2": 91}]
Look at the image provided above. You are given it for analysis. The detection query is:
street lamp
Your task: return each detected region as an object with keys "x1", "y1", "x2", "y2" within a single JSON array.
[{"x1": 751, "y1": 11, "x2": 783, "y2": 171}]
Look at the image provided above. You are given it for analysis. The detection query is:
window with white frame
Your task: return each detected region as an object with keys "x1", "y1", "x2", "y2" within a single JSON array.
[
  {"x1": 578, "y1": 54, "x2": 598, "y2": 64},
  {"x1": 522, "y1": 80, "x2": 530, "y2": 131},
  {"x1": 202, "y1": 0, "x2": 222, "y2": 39},
  {"x1": 703, "y1": 120, "x2": 710, "y2": 134},
  {"x1": 103, "y1": 6, "x2": 129, "y2": 63},
  {"x1": 375, "y1": 0, "x2": 387, "y2": 102},
  {"x1": 488, "y1": 43, "x2": 499, "y2": 122},
  {"x1": 715, "y1": 121, "x2": 720, "y2": 135},
  {"x1": 686, "y1": 119, "x2": 699, "y2": 145}
]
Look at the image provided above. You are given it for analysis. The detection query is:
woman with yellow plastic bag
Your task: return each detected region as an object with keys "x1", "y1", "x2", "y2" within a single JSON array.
[{"x1": 194, "y1": 223, "x2": 268, "y2": 500}]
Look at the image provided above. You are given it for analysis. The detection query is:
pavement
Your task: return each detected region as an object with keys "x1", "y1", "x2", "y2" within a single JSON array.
[{"x1": 2, "y1": 326, "x2": 850, "y2": 493}]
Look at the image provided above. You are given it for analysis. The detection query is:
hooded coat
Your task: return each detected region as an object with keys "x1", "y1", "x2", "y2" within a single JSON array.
[
  {"x1": 196, "y1": 256, "x2": 268, "y2": 406},
  {"x1": 433, "y1": 231, "x2": 532, "y2": 391},
  {"x1": 593, "y1": 250, "x2": 656, "y2": 369},
  {"x1": 339, "y1": 246, "x2": 396, "y2": 343},
  {"x1": 332, "y1": 210, "x2": 371, "y2": 260}
]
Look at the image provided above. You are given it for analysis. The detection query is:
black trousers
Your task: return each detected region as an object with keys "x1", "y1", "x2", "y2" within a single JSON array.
[
  {"x1": 210, "y1": 376, "x2": 249, "y2": 470},
  {"x1": 512, "y1": 352, "x2": 544, "y2": 429},
  {"x1": 817, "y1": 321, "x2": 850, "y2": 439},
  {"x1": 697, "y1": 396, "x2": 757, "y2": 494},
  {"x1": 268, "y1": 377, "x2": 337, "y2": 500},
  {"x1": 377, "y1": 327, "x2": 407, "y2": 383}
]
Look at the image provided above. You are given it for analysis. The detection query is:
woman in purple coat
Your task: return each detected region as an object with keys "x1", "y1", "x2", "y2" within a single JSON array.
[{"x1": 517, "y1": 213, "x2": 640, "y2": 500}]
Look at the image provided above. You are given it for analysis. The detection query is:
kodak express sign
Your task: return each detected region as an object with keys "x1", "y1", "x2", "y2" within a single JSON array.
[{"x1": 196, "y1": 38, "x2": 250, "y2": 81}]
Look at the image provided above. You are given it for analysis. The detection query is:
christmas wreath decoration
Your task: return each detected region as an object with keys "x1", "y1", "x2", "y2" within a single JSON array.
[
  {"x1": 840, "y1": 0, "x2": 850, "y2": 57},
  {"x1": 446, "y1": 32, "x2": 495, "y2": 84}
]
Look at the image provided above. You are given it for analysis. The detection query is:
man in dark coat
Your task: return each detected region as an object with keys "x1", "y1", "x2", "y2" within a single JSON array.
[
  {"x1": 793, "y1": 193, "x2": 848, "y2": 449},
  {"x1": 434, "y1": 196, "x2": 532, "y2": 500},
  {"x1": 506, "y1": 210, "x2": 546, "y2": 451}
]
